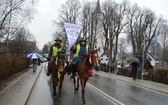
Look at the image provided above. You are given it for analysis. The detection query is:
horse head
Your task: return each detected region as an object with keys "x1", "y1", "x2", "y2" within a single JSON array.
[
  {"x1": 56, "y1": 54, "x2": 66, "y2": 72},
  {"x1": 90, "y1": 49, "x2": 99, "y2": 67}
]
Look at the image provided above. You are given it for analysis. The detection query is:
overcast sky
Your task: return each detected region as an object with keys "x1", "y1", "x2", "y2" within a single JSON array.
[{"x1": 27, "y1": 0, "x2": 168, "y2": 50}]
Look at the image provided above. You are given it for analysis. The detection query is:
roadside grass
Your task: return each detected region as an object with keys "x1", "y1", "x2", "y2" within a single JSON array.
[{"x1": 0, "y1": 67, "x2": 31, "y2": 91}]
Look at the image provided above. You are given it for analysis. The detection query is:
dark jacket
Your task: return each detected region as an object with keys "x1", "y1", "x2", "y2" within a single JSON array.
[{"x1": 131, "y1": 62, "x2": 139, "y2": 74}]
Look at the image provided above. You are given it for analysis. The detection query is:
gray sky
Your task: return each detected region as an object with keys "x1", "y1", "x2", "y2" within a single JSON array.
[{"x1": 28, "y1": 0, "x2": 168, "y2": 50}]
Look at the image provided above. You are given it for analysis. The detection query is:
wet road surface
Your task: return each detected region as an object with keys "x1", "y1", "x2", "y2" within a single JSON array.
[{"x1": 26, "y1": 63, "x2": 168, "y2": 105}]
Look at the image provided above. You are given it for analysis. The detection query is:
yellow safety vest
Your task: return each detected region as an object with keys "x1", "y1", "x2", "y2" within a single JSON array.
[
  {"x1": 52, "y1": 45, "x2": 63, "y2": 57},
  {"x1": 74, "y1": 44, "x2": 88, "y2": 57}
]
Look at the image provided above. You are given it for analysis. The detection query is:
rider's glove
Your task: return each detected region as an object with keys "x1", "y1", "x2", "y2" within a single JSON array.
[
  {"x1": 84, "y1": 52, "x2": 89, "y2": 57},
  {"x1": 57, "y1": 51, "x2": 60, "y2": 55},
  {"x1": 70, "y1": 45, "x2": 74, "y2": 51},
  {"x1": 47, "y1": 57, "x2": 50, "y2": 61}
]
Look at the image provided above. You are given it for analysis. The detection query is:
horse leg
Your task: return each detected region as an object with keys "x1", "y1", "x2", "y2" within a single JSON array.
[
  {"x1": 76, "y1": 77, "x2": 80, "y2": 92},
  {"x1": 59, "y1": 76, "x2": 64, "y2": 100},
  {"x1": 80, "y1": 78, "x2": 86, "y2": 105},
  {"x1": 73, "y1": 76, "x2": 77, "y2": 94},
  {"x1": 84, "y1": 79, "x2": 88, "y2": 88},
  {"x1": 52, "y1": 77, "x2": 57, "y2": 96}
]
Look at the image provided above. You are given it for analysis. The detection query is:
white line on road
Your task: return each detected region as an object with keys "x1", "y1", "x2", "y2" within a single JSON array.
[{"x1": 87, "y1": 83, "x2": 125, "y2": 105}]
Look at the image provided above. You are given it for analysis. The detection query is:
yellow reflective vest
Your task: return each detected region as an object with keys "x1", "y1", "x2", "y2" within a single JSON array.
[
  {"x1": 52, "y1": 45, "x2": 63, "y2": 57},
  {"x1": 74, "y1": 44, "x2": 88, "y2": 57}
]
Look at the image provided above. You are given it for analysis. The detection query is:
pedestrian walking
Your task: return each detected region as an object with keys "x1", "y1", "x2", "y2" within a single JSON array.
[
  {"x1": 129, "y1": 57, "x2": 139, "y2": 80},
  {"x1": 32, "y1": 58, "x2": 38, "y2": 72}
]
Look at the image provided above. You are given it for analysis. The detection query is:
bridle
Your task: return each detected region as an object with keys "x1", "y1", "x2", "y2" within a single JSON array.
[
  {"x1": 90, "y1": 53, "x2": 98, "y2": 64},
  {"x1": 57, "y1": 58, "x2": 66, "y2": 72},
  {"x1": 83, "y1": 53, "x2": 98, "y2": 71}
]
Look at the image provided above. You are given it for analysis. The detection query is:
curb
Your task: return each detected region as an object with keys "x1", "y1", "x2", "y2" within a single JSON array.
[{"x1": 24, "y1": 65, "x2": 43, "y2": 105}]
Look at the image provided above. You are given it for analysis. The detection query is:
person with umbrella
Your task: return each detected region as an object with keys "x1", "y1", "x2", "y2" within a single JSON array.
[
  {"x1": 27, "y1": 53, "x2": 41, "y2": 72},
  {"x1": 32, "y1": 58, "x2": 38, "y2": 72},
  {"x1": 129, "y1": 56, "x2": 140, "y2": 80},
  {"x1": 46, "y1": 38, "x2": 64, "y2": 76}
]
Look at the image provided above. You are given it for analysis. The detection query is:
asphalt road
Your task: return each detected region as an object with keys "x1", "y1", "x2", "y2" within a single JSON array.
[{"x1": 26, "y1": 63, "x2": 168, "y2": 105}]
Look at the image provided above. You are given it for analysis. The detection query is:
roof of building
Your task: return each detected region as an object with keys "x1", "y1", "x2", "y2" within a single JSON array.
[{"x1": 94, "y1": 0, "x2": 101, "y2": 14}]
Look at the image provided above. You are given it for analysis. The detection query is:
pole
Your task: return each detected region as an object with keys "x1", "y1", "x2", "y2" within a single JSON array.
[
  {"x1": 154, "y1": 46, "x2": 156, "y2": 69},
  {"x1": 141, "y1": 44, "x2": 145, "y2": 80},
  {"x1": 109, "y1": 38, "x2": 111, "y2": 73}
]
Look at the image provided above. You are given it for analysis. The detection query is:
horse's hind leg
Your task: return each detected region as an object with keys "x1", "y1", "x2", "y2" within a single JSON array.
[
  {"x1": 76, "y1": 77, "x2": 80, "y2": 92},
  {"x1": 52, "y1": 78, "x2": 58, "y2": 96}
]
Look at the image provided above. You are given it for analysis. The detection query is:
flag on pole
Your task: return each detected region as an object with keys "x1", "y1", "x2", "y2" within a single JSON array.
[
  {"x1": 154, "y1": 35, "x2": 158, "y2": 47},
  {"x1": 64, "y1": 22, "x2": 82, "y2": 51}
]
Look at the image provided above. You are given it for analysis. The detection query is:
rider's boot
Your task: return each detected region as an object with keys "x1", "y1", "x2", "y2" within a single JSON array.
[
  {"x1": 47, "y1": 63, "x2": 51, "y2": 76},
  {"x1": 71, "y1": 64, "x2": 76, "y2": 78}
]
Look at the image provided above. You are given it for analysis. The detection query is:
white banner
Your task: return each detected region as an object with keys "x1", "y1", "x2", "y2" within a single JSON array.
[{"x1": 64, "y1": 22, "x2": 82, "y2": 51}]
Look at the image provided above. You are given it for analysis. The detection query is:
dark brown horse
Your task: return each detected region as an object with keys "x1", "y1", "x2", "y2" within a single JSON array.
[
  {"x1": 72, "y1": 50, "x2": 99, "y2": 105},
  {"x1": 51, "y1": 53, "x2": 67, "y2": 100}
]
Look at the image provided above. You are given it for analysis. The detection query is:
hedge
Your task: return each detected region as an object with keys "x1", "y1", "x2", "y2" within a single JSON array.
[
  {"x1": 0, "y1": 54, "x2": 30, "y2": 84},
  {"x1": 117, "y1": 67, "x2": 168, "y2": 84}
]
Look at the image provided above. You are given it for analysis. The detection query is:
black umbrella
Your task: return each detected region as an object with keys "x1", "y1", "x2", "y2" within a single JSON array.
[{"x1": 129, "y1": 57, "x2": 139, "y2": 63}]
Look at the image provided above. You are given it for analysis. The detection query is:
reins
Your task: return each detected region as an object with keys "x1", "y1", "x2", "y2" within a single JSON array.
[{"x1": 83, "y1": 53, "x2": 97, "y2": 71}]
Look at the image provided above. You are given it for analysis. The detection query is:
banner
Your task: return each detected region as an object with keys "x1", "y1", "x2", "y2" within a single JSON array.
[
  {"x1": 64, "y1": 22, "x2": 82, "y2": 51},
  {"x1": 154, "y1": 35, "x2": 158, "y2": 47}
]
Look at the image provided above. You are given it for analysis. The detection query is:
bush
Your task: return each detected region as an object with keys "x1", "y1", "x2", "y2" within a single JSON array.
[
  {"x1": 117, "y1": 67, "x2": 132, "y2": 77},
  {"x1": 0, "y1": 54, "x2": 30, "y2": 84},
  {"x1": 117, "y1": 66, "x2": 168, "y2": 84},
  {"x1": 151, "y1": 67, "x2": 168, "y2": 84}
]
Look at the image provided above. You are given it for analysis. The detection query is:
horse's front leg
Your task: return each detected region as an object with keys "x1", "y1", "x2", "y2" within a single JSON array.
[
  {"x1": 52, "y1": 77, "x2": 56, "y2": 96},
  {"x1": 59, "y1": 76, "x2": 64, "y2": 100},
  {"x1": 80, "y1": 79, "x2": 86, "y2": 105}
]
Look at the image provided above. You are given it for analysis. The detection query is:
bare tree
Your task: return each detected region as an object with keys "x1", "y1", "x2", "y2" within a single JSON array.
[
  {"x1": 127, "y1": 4, "x2": 162, "y2": 56},
  {"x1": 0, "y1": 0, "x2": 37, "y2": 47},
  {"x1": 126, "y1": 3, "x2": 162, "y2": 70},
  {"x1": 102, "y1": 0, "x2": 128, "y2": 64},
  {"x1": 8, "y1": 27, "x2": 37, "y2": 56},
  {"x1": 53, "y1": 0, "x2": 81, "y2": 48},
  {"x1": 159, "y1": 20, "x2": 168, "y2": 66},
  {"x1": 81, "y1": 1, "x2": 100, "y2": 49}
]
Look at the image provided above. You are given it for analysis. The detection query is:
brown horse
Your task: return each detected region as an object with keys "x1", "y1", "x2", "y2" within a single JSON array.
[
  {"x1": 51, "y1": 53, "x2": 67, "y2": 100},
  {"x1": 72, "y1": 50, "x2": 99, "y2": 105}
]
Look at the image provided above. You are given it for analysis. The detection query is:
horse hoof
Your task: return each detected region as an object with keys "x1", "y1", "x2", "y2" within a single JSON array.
[
  {"x1": 75, "y1": 91, "x2": 78, "y2": 94},
  {"x1": 59, "y1": 97, "x2": 62, "y2": 100}
]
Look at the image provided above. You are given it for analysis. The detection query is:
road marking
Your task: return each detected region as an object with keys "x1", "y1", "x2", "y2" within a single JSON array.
[{"x1": 87, "y1": 83, "x2": 125, "y2": 105}]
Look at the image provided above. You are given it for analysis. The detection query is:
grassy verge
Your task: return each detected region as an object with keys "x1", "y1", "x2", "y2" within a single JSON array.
[{"x1": 0, "y1": 67, "x2": 31, "y2": 91}]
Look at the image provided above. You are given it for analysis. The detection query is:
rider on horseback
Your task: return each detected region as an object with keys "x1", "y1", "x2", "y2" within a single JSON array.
[
  {"x1": 71, "y1": 38, "x2": 92, "y2": 77},
  {"x1": 47, "y1": 38, "x2": 64, "y2": 76}
]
